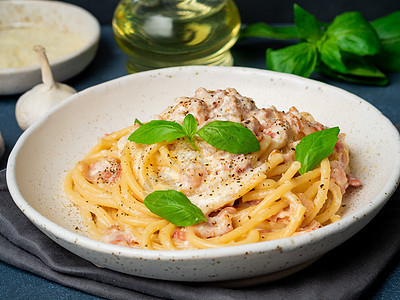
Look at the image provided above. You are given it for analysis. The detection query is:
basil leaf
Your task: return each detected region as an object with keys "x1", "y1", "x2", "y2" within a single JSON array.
[
  {"x1": 371, "y1": 11, "x2": 400, "y2": 72},
  {"x1": 294, "y1": 4, "x2": 322, "y2": 42},
  {"x1": 326, "y1": 12, "x2": 380, "y2": 56},
  {"x1": 128, "y1": 120, "x2": 186, "y2": 144},
  {"x1": 316, "y1": 64, "x2": 388, "y2": 86},
  {"x1": 342, "y1": 54, "x2": 386, "y2": 78},
  {"x1": 266, "y1": 42, "x2": 318, "y2": 77},
  {"x1": 240, "y1": 22, "x2": 299, "y2": 40},
  {"x1": 182, "y1": 114, "x2": 197, "y2": 139},
  {"x1": 197, "y1": 121, "x2": 260, "y2": 154},
  {"x1": 182, "y1": 114, "x2": 200, "y2": 151},
  {"x1": 144, "y1": 190, "x2": 207, "y2": 227},
  {"x1": 371, "y1": 11, "x2": 400, "y2": 41},
  {"x1": 318, "y1": 38, "x2": 387, "y2": 77},
  {"x1": 317, "y1": 39, "x2": 388, "y2": 85},
  {"x1": 318, "y1": 39, "x2": 348, "y2": 74},
  {"x1": 295, "y1": 127, "x2": 340, "y2": 174}
]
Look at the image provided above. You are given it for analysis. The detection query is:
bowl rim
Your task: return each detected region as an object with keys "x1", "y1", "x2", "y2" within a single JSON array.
[
  {"x1": 6, "y1": 66, "x2": 400, "y2": 261},
  {"x1": 0, "y1": 0, "x2": 101, "y2": 75}
]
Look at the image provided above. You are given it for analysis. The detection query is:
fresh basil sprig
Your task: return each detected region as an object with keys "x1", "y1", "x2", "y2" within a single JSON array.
[
  {"x1": 295, "y1": 127, "x2": 340, "y2": 174},
  {"x1": 144, "y1": 190, "x2": 207, "y2": 227},
  {"x1": 371, "y1": 11, "x2": 400, "y2": 73},
  {"x1": 239, "y1": 4, "x2": 400, "y2": 85},
  {"x1": 129, "y1": 114, "x2": 260, "y2": 154}
]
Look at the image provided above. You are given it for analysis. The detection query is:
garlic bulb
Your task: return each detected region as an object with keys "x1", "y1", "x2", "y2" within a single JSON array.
[{"x1": 15, "y1": 45, "x2": 76, "y2": 130}]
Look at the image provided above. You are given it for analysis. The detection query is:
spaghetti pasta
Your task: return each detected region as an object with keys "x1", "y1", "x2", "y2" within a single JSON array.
[{"x1": 64, "y1": 88, "x2": 360, "y2": 250}]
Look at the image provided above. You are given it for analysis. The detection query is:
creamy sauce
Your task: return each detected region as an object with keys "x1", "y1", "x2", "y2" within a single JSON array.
[
  {"x1": 124, "y1": 88, "x2": 329, "y2": 216},
  {"x1": 0, "y1": 26, "x2": 85, "y2": 69}
]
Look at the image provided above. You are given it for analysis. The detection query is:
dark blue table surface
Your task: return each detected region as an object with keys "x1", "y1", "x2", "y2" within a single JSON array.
[{"x1": 1, "y1": 25, "x2": 399, "y2": 299}]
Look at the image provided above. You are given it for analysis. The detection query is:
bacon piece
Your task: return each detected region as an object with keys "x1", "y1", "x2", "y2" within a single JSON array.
[
  {"x1": 172, "y1": 228, "x2": 186, "y2": 241},
  {"x1": 100, "y1": 226, "x2": 138, "y2": 247},
  {"x1": 331, "y1": 167, "x2": 348, "y2": 194},
  {"x1": 192, "y1": 207, "x2": 236, "y2": 239},
  {"x1": 179, "y1": 163, "x2": 207, "y2": 193},
  {"x1": 79, "y1": 157, "x2": 121, "y2": 186},
  {"x1": 347, "y1": 174, "x2": 362, "y2": 187}
]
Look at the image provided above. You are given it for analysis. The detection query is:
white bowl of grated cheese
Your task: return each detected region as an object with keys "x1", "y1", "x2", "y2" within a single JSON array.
[{"x1": 0, "y1": 1, "x2": 100, "y2": 95}]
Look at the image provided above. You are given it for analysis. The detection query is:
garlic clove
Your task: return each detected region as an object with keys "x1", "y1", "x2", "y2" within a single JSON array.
[{"x1": 15, "y1": 45, "x2": 76, "y2": 131}]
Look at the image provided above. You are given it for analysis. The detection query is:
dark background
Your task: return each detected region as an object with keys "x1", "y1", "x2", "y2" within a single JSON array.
[{"x1": 65, "y1": 0, "x2": 400, "y2": 24}]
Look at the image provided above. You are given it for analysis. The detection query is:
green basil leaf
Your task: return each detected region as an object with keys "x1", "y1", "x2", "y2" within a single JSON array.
[
  {"x1": 342, "y1": 54, "x2": 386, "y2": 78},
  {"x1": 318, "y1": 40, "x2": 387, "y2": 77},
  {"x1": 318, "y1": 39, "x2": 348, "y2": 74},
  {"x1": 182, "y1": 114, "x2": 200, "y2": 151},
  {"x1": 128, "y1": 120, "x2": 186, "y2": 144},
  {"x1": 373, "y1": 40, "x2": 400, "y2": 72},
  {"x1": 326, "y1": 11, "x2": 380, "y2": 56},
  {"x1": 240, "y1": 22, "x2": 299, "y2": 40},
  {"x1": 316, "y1": 64, "x2": 388, "y2": 86},
  {"x1": 317, "y1": 40, "x2": 388, "y2": 84},
  {"x1": 144, "y1": 190, "x2": 207, "y2": 227},
  {"x1": 371, "y1": 11, "x2": 400, "y2": 72},
  {"x1": 371, "y1": 11, "x2": 400, "y2": 40},
  {"x1": 182, "y1": 114, "x2": 198, "y2": 139},
  {"x1": 294, "y1": 4, "x2": 323, "y2": 42},
  {"x1": 266, "y1": 42, "x2": 318, "y2": 77},
  {"x1": 295, "y1": 127, "x2": 340, "y2": 174},
  {"x1": 197, "y1": 121, "x2": 260, "y2": 154}
]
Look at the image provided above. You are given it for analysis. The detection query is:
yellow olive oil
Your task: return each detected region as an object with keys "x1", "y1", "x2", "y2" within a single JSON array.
[{"x1": 112, "y1": 0, "x2": 241, "y2": 73}]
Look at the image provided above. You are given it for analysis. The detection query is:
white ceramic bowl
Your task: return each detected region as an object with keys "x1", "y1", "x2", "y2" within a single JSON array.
[
  {"x1": 7, "y1": 66, "x2": 400, "y2": 284},
  {"x1": 0, "y1": 1, "x2": 100, "y2": 95}
]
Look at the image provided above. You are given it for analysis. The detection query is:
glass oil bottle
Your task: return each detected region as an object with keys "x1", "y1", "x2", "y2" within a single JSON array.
[{"x1": 112, "y1": 0, "x2": 241, "y2": 73}]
